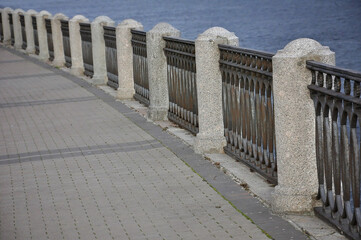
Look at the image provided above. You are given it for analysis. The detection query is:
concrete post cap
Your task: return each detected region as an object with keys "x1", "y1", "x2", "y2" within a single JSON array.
[
  {"x1": 38, "y1": 10, "x2": 52, "y2": 18},
  {"x1": 275, "y1": 38, "x2": 333, "y2": 58},
  {"x1": 13, "y1": 9, "x2": 25, "y2": 14},
  {"x1": 92, "y1": 16, "x2": 115, "y2": 26},
  {"x1": 149, "y1": 22, "x2": 179, "y2": 34},
  {"x1": 53, "y1": 13, "x2": 68, "y2": 21},
  {"x1": 26, "y1": 9, "x2": 37, "y2": 15},
  {"x1": 197, "y1": 27, "x2": 238, "y2": 41},
  {"x1": 118, "y1": 19, "x2": 143, "y2": 28},
  {"x1": 3, "y1": 7, "x2": 13, "y2": 12},
  {"x1": 70, "y1": 15, "x2": 89, "y2": 23}
]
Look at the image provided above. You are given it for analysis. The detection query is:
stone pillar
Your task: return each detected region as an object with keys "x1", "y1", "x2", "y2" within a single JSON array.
[
  {"x1": 194, "y1": 27, "x2": 238, "y2": 153},
  {"x1": 90, "y1": 16, "x2": 115, "y2": 85},
  {"x1": 1, "y1": 7, "x2": 13, "y2": 46},
  {"x1": 147, "y1": 23, "x2": 180, "y2": 121},
  {"x1": 13, "y1": 9, "x2": 24, "y2": 49},
  {"x1": 25, "y1": 9, "x2": 37, "y2": 54},
  {"x1": 36, "y1": 10, "x2": 51, "y2": 61},
  {"x1": 271, "y1": 38, "x2": 335, "y2": 213},
  {"x1": 51, "y1": 13, "x2": 68, "y2": 67},
  {"x1": 69, "y1": 15, "x2": 89, "y2": 76},
  {"x1": 116, "y1": 19, "x2": 143, "y2": 99}
]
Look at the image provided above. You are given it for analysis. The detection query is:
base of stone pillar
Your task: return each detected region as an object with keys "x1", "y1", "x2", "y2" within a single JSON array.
[
  {"x1": 147, "y1": 106, "x2": 168, "y2": 121},
  {"x1": 52, "y1": 59, "x2": 65, "y2": 68},
  {"x1": 26, "y1": 48, "x2": 36, "y2": 55},
  {"x1": 117, "y1": 88, "x2": 135, "y2": 100},
  {"x1": 70, "y1": 67, "x2": 84, "y2": 76},
  {"x1": 38, "y1": 54, "x2": 50, "y2": 62},
  {"x1": 194, "y1": 134, "x2": 226, "y2": 154},
  {"x1": 271, "y1": 186, "x2": 317, "y2": 214},
  {"x1": 90, "y1": 75, "x2": 107, "y2": 85}
]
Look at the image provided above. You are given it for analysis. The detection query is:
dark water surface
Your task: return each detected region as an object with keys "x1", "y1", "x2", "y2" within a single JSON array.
[{"x1": 1, "y1": 0, "x2": 361, "y2": 70}]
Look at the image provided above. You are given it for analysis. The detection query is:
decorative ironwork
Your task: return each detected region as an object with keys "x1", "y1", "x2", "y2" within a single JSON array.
[
  {"x1": 307, "y1": 60, "x2": 361, "y2": 239},
  {"x1": 219, "y1": 44, "x2": 277, "y2": 184},
  {"x1": 164, "y1": 36, "x2": 198, "y2": 135},
  {"x1": 131, "y1": 30, "x2": 149, "y2": 106},
  {"x1": 32, "y1": 16, "x2": 39, "y2": 55},
  {"x1": 103, "y1": 26, "x2": 118, "y2": 89},
  {"x1": 8, "y1": 13, "x2": 14, "y2": 46},
  {"x1": 0, "y1": 12, "x2": 4, "y2": 42},
  {"x1": 45, "y1": 19, "x2": 54, "y2": 61},
  {"x1": 79, "y1": 23, "x2": 93, "y2": 77},
  {"x1": 19, "y1": 14, "x2": 26, "y2": 49},
  {"x1": 60, "y1": 20, "x2": 71, "y2": 67}
]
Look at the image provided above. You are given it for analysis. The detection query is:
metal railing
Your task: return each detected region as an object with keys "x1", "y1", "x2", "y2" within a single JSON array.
[
  {"x1": 131, "y1": 30, "x2": 149, "y2": 106},
  {"x1": 79, "y1": 22, "x2": 93, "y2": 77},
  {"x1": 164, "y1": 37, "x2": 198, "y2": 135},
  {"x1": 31, "y1": 16, "x2": 39, "y2": 55},
  {"x1": 0, "y1": 12, "x2": 2, "y2": 42},
  {"x1": 60, "y1": 20, "x2": 71, "y2": 67},
  {"x1": 45, "y1": 19, "x2": 54, "y2": 60},
  {"x1": 8, "y1": 13, "x2": 14, "y2": 46},
  {"x1": 103, "y1": 26, "x2": 118, "y2": 89},
  {"x1": 307, "y1": 60, "x2": 361, "y2": 239},
  {"x1": 19, "y1": 14, "x2": 26, "y2": 49},
  {"x1": 219, "y1": 45, "x2": 277, "y2": 184}
]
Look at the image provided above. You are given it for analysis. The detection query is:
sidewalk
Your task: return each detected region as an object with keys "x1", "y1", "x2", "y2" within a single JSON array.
[{"x1": 0, "y1": 47, "x2": 310, "y2": 240}]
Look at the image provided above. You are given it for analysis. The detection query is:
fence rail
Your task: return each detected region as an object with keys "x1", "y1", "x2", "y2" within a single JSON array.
[
  {"x1": 45, "y1": 19, "x2": 54, "y2": 60},
  {"x1": 307, "y1": 60, "x2": 361, "y2": 240},
  {"x1": 164, "y1": 36, "x2": 198, "y2": 135},
  {"x1": 104, "y1": 26, "x2": 118, "y2": 89},
  {"x1": 79, "y1": 22, "x2": 93, "y2": 77},
  {"x1": 8, "y1": 13, "x2": 14, "y2": 46},
  {"x1": 31, "y1": 16, "x2": 39, "y2": 55},
  {"x1": 19, "y1": 14, "x2": 26, "y2": 49},
  {"x1": 219, "y1": 44, "x2": 277, "y2": 184},
  {"x1": 131, "y1": 29, "x2": 149, "y2": 106},
  {"x1": 60, "y1": 20, "x2": 71, "y2": 67}
]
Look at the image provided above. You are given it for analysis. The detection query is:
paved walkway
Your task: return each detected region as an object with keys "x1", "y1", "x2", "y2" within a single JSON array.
[{"x1": 0, "y1": 47, "x2": 308, "y2": 240}]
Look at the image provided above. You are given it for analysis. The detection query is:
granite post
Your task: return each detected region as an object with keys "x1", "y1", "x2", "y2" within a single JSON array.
[
  {"x1": 90, "y1": 16, "x2": 115, "y2": 85},
  {"x1": 271, "y1": 38, "x2": 335, "y2": 213},
  {"x1": 69, "y1": 15, "x2": 89, "y2": 76},
  {"x1": 13, "y1": 9, "x2": 24, "y2": 49},
  {"x1": 194, "y1": 27, "x2": 238, "y2": 153},
  {"x1": 51, "y1": 13, "x2": 68, "y2": 67},
  {"x1": 25, "y1": 9, "x2": 37, "y2": 54},
  {"x1": 36, "y1": 10, "x2": 51, "y2": 61},
  {"x1": 147, "y1": 23, "x2": 180, "y2": 121},
  {"x1": 1, "y1": 7, "x2": 13, "y2": 46},
  {"x1": 116, "y1": 19, "x2": 143, "y2": 99}
]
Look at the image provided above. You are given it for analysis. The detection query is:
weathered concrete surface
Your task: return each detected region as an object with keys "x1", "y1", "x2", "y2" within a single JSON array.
[
  {"x1": 116, "y1": 19, "x2": 143, "y2": 99},
  {"x1": 24, "y1": 9, "x2": 37, "y2": 54},
  {"x1": 146, "y1": 22, "x2": 180, "y2": 121},
  {"x1": 271, "y1": 38, "x2": 335, "y2": 214},
  {"x1": 51, "y1": 13, "x2": 68, "y2": 67},
  {"x1": 194, "y1": 27, "x2": 238, "y2": 154},
  {"x1": 1, "y1": 7, "x2": 12, "y2": 46},
  {"x1": 36, "y1": 10, "x2": 51, "y2": 61},
  {"x1": 12, "y1": 9, "x2": 24, "y2": 49},
  {"x1": 91, "y1": 16, "x2": 114, "y2": 85}
]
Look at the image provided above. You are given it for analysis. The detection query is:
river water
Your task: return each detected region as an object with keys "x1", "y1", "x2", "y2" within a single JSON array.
[{"x1": 1, "y1": 0, "x2": 361, "y2": 70}]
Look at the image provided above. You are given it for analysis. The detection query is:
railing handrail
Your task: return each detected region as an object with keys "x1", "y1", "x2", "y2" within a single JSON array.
[
  {"x1": 163, "y1": 36, "x2": 195, "y2": 46},
  {"x1": 219, "y1": 44, "x2": 274, "y2": 59},
  {"x1": 130, "y1": 29, "x2": 146, "y2": 36},
  {"x1": 306, "y1": 60, "x2": 361, "y2": 82}
]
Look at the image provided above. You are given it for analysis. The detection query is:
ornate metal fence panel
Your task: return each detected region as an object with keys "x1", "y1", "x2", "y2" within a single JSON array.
[
  {"x1": 164, "y1": 37, "x2": 198, "y2": 135},
  {"x1": 307, "y1": 60, "x2": 361, "y2": 239},
  {"x1": 131, "y1": 30, "x2": 149, "y2": 106},
  {"x1": 219, "y1": 45, "x2": 276, "y2": 184},
  {"x1": 0, "y1": 12, "x2": 3, "y2": 42},
  {"x1": 45, "y1": 19, "x2": 54, "y2": 60},
  {"x1": 32, "y1": 16, "x2": 39, "y2": 55},
  {"x1": 8, "y1": 13, "x2": 14, "y2": 46},
  {"x1": 60, "y1": 20, "x2": 71, "y2": 67},
  {"x1": 79, "y1": 23, "x2": 93, "y2": 77},
  {"x1": 103, "y1": 26, "x2": 118, "y2": 89},
  {"x1": 19, "y1": 14, "x2": 26, "y2": 49}
]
